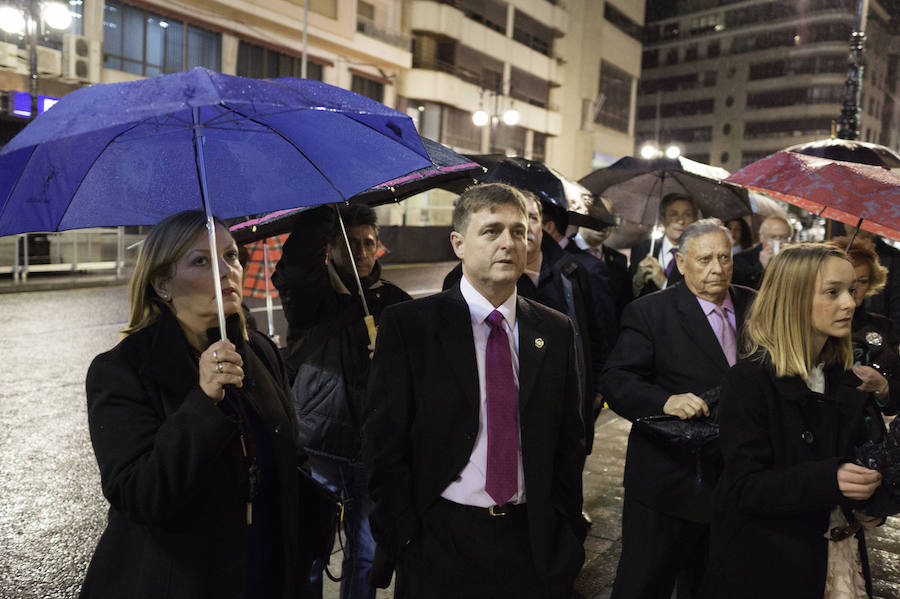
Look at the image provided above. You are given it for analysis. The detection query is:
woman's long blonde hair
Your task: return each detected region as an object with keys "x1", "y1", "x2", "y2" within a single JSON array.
[
  {"x1": 123, "y1": 210, "x2": 245, "y2": 339},
  {"x1": 743, "y1": 243, "x2": 853, "y2": 378}
]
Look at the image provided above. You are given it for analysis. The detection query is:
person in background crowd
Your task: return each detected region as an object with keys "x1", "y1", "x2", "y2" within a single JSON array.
[
  {"x1": 701, "y1": 243, "x2": 883, "y2": 599},
  {"x1": 829, "y1": 236, "x2": 899, "y2": 444},
  {"x1": 271, "y1": 204, "x2": 410, "y2": 599},
  {"x1": 570, "y1": 197, "x2": 632, "y2": 322},
  {"x1": 81, "y1": 210, "x2": 312, "y2": 599},
  {"x1": 732, "y1": 214, "x2": 792, "y2": 289},
  {"x1": 364, "y1": 183, "x2": 586, "y2": 598},
  {"x1": 629, "y1": 193, "x2": 698, "y2": 298},
  {"x1": 603, "y1": 219, "x2": 755, "y2": 599},
  {"x1": 725, "y1": 218, "x2": 752, "y2": 255},
  {"x1": 846, "y1": 227, "x2": 900, "y2": 334}
]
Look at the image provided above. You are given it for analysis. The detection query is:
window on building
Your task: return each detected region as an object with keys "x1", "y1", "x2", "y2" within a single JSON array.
[
  {"x1": 513, "y1": 9, "x2": 555, "y2": 57},
  {"x1": 639, "y1": 73, "x2": 698, "y2": 94},
  {"x1": 642, "y1": 49, "x2": 659, "y2": 69},
  {"x1": 746, "y1": 86, "x2": 843, "y2": 110},
  {"x1": 532, "y1": 132, "x2": 548, "y2": 162},
  {"x1": 442, "y1": 105, "x2": 481, "y2": 151},
  {"x1": 658, "y1": 98, "x2": 715, "y2": 118},
  {"x1": 462, "y1": 0, "x2": 506, "y2": 35},
  {"x1": 664, "y1": 48, "x2": 678, "y2": 65},
  {"x1": 685, "y1": 45, "x2": 698, "y2": 61},
  {"x1": 510, "y1": 67, "x2": 550, "y2": 109},
  {"x1": 595, "y1": 60, "x2": 633, "y2": 133},
  {"x1": 351, "y1": 74, "x2": 385, "y2": 103},
  {"x1": 492, "y1": 124, "x2": 526, "y2": 156},
  {"x1": 743, "y1": 117, "x2": 832, "y2": 139},
  {"x1": 703, "y1": 70, "x2": 717, "y2": 86},
  {"x1": 236, "y1": 41, "x2": 324, "y2": 80},
  {"x1": 104, "y1": 1, "x2": 220, "y2": 76},
  {"x1": 689, "y1": 13, "x2": 720, "y2": 36},
  {"x1": 357, "y1": 1, "x2": 375, "y2": 34},
  {"x1": 662, "y1": 22, "x2": 680, "y2": 40},
  {"x1": 604, "y1": 3, "x2": 642, "y2": 42},
  {"x1": 707, "y1": 40, "x2": 720, "y2": 58}
]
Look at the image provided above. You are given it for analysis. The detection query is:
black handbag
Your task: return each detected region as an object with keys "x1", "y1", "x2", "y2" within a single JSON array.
[
  {"x1": 632, "y1": 386, "x2": 721, "y2": 448},
  {"x1": 297, "y1": 466, "x2": 345, "y2": 581}
]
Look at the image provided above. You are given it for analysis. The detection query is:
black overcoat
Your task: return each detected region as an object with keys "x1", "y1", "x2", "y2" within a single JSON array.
[
  {"x1": 701, "y1": 359, "x2": 873, "y2": 598},
  {"x1": 79, "y1": 309, "x2": 307, "y2": 599}
]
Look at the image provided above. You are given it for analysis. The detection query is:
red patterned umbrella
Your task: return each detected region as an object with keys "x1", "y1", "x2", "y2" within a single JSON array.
[
  {"x1": 726, "y1": 152, "x2": 900, "y2": 243},
  {"x1": 242, "y1": 234, "x2": 288, "y2": 299}
]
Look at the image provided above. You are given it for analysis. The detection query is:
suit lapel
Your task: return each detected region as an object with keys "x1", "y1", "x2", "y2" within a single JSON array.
[
  {"x1": 674, "y1": 283, "x2": 730, "y2": 370},
  {"x1": 436, "y1": 287, "x2": 480, "y2": 413},
  {"x1": 516, "y1": 297, "x2": 546, "y2": 413}
]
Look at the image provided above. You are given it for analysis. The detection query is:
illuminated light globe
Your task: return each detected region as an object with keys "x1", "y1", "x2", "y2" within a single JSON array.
[
  {"x1": 0, "y1": 6, "x2": 25, "y2": 34},
  {"x1": 665, "y1": 145, "x2": 681, "y2": 159},
  {"x1": 42, "y1": 1, "x2": 73, "y2": 30},
  {"x1": 651, "y1": 225, "x2": 665, "y2": 240},
  {"x1": 640, "y1": 144, "x2": 659, "y2": 160},
  {"x1": 502, "y1": 108, "x2": 520, "y2": 126},
  {"x1": 472, "y1": 110, "x2": 489, "y2": 127}
]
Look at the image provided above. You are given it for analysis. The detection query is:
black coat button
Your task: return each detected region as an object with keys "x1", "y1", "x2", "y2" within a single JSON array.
[{"x1": 801, "y1": 430, "x2": 814, "y2": 444}]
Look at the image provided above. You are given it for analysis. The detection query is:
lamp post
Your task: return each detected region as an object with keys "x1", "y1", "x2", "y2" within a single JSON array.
[
  {"x1": 0, "y1": 0, "x2": 72, "y2": 120},
  {"x1": 836, "y1": 0, "x2": 869, "y2": 140},
  {"x1": 472, "y1": 88, "x2": 520, "y2": 154}
]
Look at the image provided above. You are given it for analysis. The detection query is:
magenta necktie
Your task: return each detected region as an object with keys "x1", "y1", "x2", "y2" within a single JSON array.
[
  {"x1": 664, "y1": 247, "x2": 678, "y2": 277},
  {"x1": 485, "y1": 309, "x2": 518, "y2": 506},
  {"x1": 714, "y1": 305, "x2": 737, "y2": 366}
]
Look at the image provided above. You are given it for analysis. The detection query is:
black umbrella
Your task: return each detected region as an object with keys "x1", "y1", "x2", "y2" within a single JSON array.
[
  {"x1": 462, "y1": 155, "x2": 616, "y2": 231},
  {"x1": 580, "y1": 155, "x2": 751, "y2": 255},
  {"x1": 784, "y1": 138, "x2": 900, "y2": 170},
  {"x1": 230, "y1": 137, "x2": 484, "y2": 244}
]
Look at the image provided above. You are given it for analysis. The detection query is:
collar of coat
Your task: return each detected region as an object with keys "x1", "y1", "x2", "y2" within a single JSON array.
[
  {"x1": 327, "y1": 259, "x2": 384, "y2": 296},
  {"x1": 754, "y1": 354, "x2": 865, "y2": 409}
]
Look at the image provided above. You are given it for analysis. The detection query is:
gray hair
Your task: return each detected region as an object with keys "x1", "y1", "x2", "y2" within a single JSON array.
[{"x1": 678, "y1": 218, "x2": 733, "y2": 255}]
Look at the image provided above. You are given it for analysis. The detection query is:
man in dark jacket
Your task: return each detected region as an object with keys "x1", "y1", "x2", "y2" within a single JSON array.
[
  {"x1": 272, "y1": 204, "x2": 410, "y2": 599},
  {"x1": 602, "y1": 219, "x2": 755, "y2": 599}
]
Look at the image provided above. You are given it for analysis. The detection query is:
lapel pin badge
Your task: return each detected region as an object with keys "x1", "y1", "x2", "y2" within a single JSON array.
[{"x1": 535, "y1": 338, "x2": 544, "y2": 349}]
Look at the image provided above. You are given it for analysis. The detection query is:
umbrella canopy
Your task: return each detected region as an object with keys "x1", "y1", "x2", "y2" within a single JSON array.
[
  {"x1": 0, "y1": 67, "x2": 431, "y2": 236},
  {"x1": 464, "y1": 155, "x2": 616, "y2": 230},
  {"x1": 229, "y1": 136, "x2": 482, "y2": 244},
  {"x1": 0, "y1": 68, "x2": 431, "y2": 340},
  {"x1": 726, "y1": 152, "x2": 900, "y2": 242},
  {"x1": 579, "y1": 155, "x2": 751, "y2": 228},
  {"x1": 784, "y1": 138, "x2": 900, "y2": 170}
]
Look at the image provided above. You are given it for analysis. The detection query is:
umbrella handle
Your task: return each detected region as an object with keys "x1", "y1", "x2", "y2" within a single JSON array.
[{"x1": 364, "y1": 314, "x2": 377, "y2": 346}]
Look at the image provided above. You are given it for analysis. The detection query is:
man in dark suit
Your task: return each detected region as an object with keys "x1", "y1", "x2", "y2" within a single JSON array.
[
  {"x1": 570, "y1": 197, "x2": 632, "y2": 322},
  {"x1": 629, "y1": 192, "x2": 698, "y2": 297},
  {"x1": 602, "y1": 218, "x2": 755, "y2": 599},
  {"x1": 732, "y1": 214, "x2": 792, "y2": 289},
  {"x1": 363, "y1": 183, "x2": 586, "y2": 598}
]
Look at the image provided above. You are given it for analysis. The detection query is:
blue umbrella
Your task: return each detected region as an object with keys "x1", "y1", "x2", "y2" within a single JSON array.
[{"x1": 0, "y1": 67, "x2": 431, "y2": 338}]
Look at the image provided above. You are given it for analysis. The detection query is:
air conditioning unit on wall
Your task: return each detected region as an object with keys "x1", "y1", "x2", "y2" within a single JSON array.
[
  {"x1": 62, "y1": 33, "x2": 100, "y2": 83},
  {"x1": 0, "y1": 41, "x2": 25, "y2": 73},
  {"x1": 36, "y1": 46, "x2": 62, "y2": 76}
]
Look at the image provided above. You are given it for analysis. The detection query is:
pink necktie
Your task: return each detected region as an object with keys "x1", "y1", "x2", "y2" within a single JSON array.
[
  {"x1": 485, "y1": 310, "x2": 518, "y2": 506},
  {"x1": 714, "y1": 305, "x2": 737, "y2": 366}
]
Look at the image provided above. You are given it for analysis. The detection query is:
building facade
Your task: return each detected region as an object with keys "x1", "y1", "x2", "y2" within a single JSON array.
[
  {"x1": 636, "y1": 0, "x2": 900, "y2": 171},
  {"x1": 0, "y1": 0, "x2": 642, "y2": 234}
]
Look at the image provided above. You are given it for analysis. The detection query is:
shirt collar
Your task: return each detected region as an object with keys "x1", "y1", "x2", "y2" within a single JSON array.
[
  {"x1": 460, "y1": 274, "x2": 517, "y2": 330},
  {"x1": 696, "y1": 291, "x2": 735, "y2": 316},
  {"x1": 660, "y1": 235, "x2": 677, "y2": 257}
]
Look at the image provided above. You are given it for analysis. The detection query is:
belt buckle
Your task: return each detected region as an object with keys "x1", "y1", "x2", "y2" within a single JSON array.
[{"x1": 488, "y1": 504, "x2": 508, "y2": 517}]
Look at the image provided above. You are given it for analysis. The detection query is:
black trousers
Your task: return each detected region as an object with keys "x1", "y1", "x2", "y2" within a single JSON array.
[
  {"x1": 611, "y1": 496, "x2": 709, "y2": 599},
  {"x1": 395, "y1": 499, "x2": 569, "y2": 599}
]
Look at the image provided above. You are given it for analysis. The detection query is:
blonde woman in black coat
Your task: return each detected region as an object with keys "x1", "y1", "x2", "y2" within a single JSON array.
[
  {"x1": 80, "y1": 210, "x2": 312, "y2": 599},
  {"x1": 701, "y1": 243, "x2": 883, "y2": 599}
]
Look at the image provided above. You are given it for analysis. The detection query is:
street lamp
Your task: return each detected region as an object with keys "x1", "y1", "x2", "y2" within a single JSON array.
[
  {"x1": 640, "y1": 143, "x2": 681, "y2": 160},
  {"x1": 471, "y1": 88, "x2": 520, "y2": 153},
  {"x1": 0, "y1": 1, "x2": 73, "y2": 120}
]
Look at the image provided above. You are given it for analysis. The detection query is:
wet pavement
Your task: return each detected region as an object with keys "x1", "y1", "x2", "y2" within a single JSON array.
[{"x1": 0, "y1": 276, "x2": 898, "y2": 598}]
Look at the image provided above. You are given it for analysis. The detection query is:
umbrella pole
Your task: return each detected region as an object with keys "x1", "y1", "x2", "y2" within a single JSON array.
[
  {"x1": 192, "y1": 106, "x2": 228, "y2": 342},
  {"x1": 262, "y1": 241, "x2": 276, "y2": 339},
  {"x1": 334, "y1": 206, "x2": 377, "y2": 345},
  {"x1": 846, "y1": 217, "x2": 864, "y2": 249},
  {"x1": 648, "y1": 171, "x2": 666, "y2": 257}
]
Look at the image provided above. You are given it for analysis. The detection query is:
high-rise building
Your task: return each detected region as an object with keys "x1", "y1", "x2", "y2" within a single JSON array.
[{"x1": 637, "y1": 0, "x2": 900, "y2": 171}]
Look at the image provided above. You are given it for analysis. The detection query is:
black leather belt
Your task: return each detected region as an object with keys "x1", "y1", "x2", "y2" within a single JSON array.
[{"x1": 438, "y1": 498, "x2": 526, "y2": 518}]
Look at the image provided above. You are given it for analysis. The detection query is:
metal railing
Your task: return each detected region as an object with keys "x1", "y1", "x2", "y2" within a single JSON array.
[
  {"x1": 0, "y1": 227, "x2": 141, "y2": 283},
  {"x1": 356, "y1": 20, "x2": 411, "y2": 50}
]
